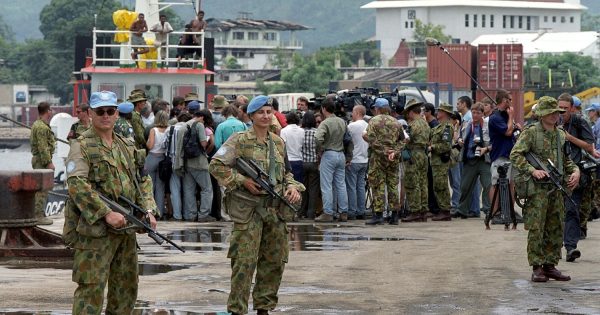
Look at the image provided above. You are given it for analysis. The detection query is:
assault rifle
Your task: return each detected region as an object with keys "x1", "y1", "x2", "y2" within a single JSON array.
[
  {"x1": 97, "y1": 193, "x2": 185, "y2": 252},
  {"x1": 235, "y1": 157, "x2": 298, "y2": 213},
  {"x1": 524, "y1": 152, "x2": 576, "y2": 208}
]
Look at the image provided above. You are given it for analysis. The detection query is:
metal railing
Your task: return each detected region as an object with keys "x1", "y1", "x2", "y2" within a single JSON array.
[
  {"x1": 92, "y1": 28, "x2": 206, "y2": 67},
  {"x1": 213, "y1": 38, "x2": 303, "y2": 49}
]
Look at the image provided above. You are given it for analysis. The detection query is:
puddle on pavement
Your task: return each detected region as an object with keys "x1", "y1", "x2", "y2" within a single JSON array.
[
  {"x1": 138, "y1": 263, "x2": 193, "y2": 275},
  {"x1": 165, "y1": 224, "x2": 420, "y2": 252},
  {"x1": 1, "y1": 261, "x2": 190, "y2": 276}
]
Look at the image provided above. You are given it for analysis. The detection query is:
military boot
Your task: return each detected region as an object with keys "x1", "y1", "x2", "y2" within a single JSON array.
[
  {"x1": 401, "y1": 212, "x2": 422, "y2": 223},
  {"x1": 432, "y1": 210, "x2": 452, "y2": 221},
  {"x1": 257, "y1": 310, "x2": 269, "y2": 315},
  {"x1": 543, "y1": 264, "x2": 571, "y2": 281},
  {"x1": 365, "y1": 212, "x2": 384, "y2": 225},
  {"x1": 388, "y1": 211, "x2": 399, "y2": 225},
  {"x1": 531, "y1": 266, "x2": 549, "y2": 282}
]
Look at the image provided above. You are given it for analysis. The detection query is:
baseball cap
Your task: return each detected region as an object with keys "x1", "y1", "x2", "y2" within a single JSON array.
[
  {"x1": 585, "y1": 103, "x2": 600, "y2": 112},
  {"x1": 572, "y1": 96, "x2": 582, "y2": 107},
  {"x1": 188, "y1": 100, "x2": 200, "y2": 111},
  {"x1": 373, "y1": 98, "x2": 389, "y2": 108},
  {"x1": 90, "y1": 91, "x2": 118, "y2": 108}
]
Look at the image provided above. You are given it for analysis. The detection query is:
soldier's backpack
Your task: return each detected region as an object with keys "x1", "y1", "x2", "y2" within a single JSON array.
[{"x1": 182, "y1": 121, "x2": 204, "y2": 159}]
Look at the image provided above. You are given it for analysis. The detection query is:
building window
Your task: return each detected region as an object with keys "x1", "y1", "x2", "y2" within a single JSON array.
[
  {"x1": 232, "y1": 50, "x2": 245, "y2": 58},
  {"x1": 570, "y1": 16, "x2": 574, "y2": 23},
  {"x1": 510, "y1": 16, "x2": 515, "y2": 28},
  {"x1": 233, "y1": 31, "x2": 244, "y2": 40},
  {"x1": 263, "y1": 32, "x2": 276, "y2": 41},
  {"x1": 474, "y1": 14, "x2": 478, "y2": 27},
  {"x1": 561, "y1": 16, "x2": 566, "y2": 23},
  {"x1": 544, "y1": 16, "x2": 548, "y2": 23},
  {"x1": 410, "y1": 21, "x2": 414, "y2": 28},
  {"x1": 526, "y1": 16, "x2": 531, "y2": 30},
  {"x1": 503, "y1": 15, "x2": 506, "y2": 28},
  {"x1": 98, "y1": 83, "x2": 125, "y2": 100},
  {"x1": 482, "y1": 14, "x2": 486, "y2": 28},
  {"x1": 133, "y1": 84, "x2": 162, "y2": 102},
  {"x1": 465, "y1": 14, "x2": 469, "y2": 27},
  {"x1": 491, "y1": 15, "x2": 494, "y2": 27},
  {"x1": 518, "y1": 16, "x2": 523, "y2": 29},
  {"x1": 248, "y1": 32, "x2": 259, "y2": 40},
  {"x1": 552, "y1": 16, "x2": 556, "y2": 23},
  {"x1": 408, "y1": 9, "x2": 416, "y2": 20},
  {"x1": 405, "y1": 21, "x2": 409, "y2": 28}
]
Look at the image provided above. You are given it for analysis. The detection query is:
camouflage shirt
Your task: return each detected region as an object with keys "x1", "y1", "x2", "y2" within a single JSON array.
[
  {"x1": 429, "y1": 120, "x2": 454, "y2": 166},
  {"x1": 131, "y1": 111, "x2": 146, "y2": 149},
  {"x1": 30, "y1": 118, "x2": 56, "y2": 169},
  {"x1": 114, "y1": 117, "x2": 135, "y2": 140},
  {"x1": 67, "y1": 121, "x2": 91, "y2": 140},
  {"x1": 366, "y1": 114, "x2": 404, "y2": 161},
  {"x1": 510, "y1": 122, "x2": 577, "y2": 180},
  {"x1": 407, "y1": 116, "x2": 431, "y2": 150},
  {"x1": 209, "y1": 128, "x2": 304, "y2": 195},
  {"x1": 64, "y1": 128, "x2": 156, "y2": 245}
]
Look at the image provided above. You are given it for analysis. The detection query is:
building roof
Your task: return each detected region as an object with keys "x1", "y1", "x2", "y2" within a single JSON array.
[
  {"x1": 206, "y1": 18, "x2": 311, "y2": 32},
  {"x1": 471, "y1": 31, "x2": 598, "y2": 55},
  {"x1": 362, "y1": 0, "x2": 586, "y2": 10}
]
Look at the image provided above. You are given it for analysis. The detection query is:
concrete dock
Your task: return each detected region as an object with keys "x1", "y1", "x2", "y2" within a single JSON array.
[{"x1": 0, "y1": 214, "x2": 599, "y2": 314}]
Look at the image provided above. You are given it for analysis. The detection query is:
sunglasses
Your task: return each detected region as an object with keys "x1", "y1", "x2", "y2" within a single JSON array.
[{"x1": 93, "y1": 108, "x2": 117, "y2": 116}]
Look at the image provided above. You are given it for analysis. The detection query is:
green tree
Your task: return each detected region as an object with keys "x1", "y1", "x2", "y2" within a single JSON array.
[
  {"x1": 223, "y1": 56, "x2": 242, "y2": 69},
  {"x1": 0, "y1": 15, "x2": 15, "y2": 42},
  {"x1": 280, "y1": 53, "x2": 341, "y2": 95},
  {"x1": 581, "y1": 12, "x2": 600, "y2": 31},
  {"x1": 526, "y1": 52, "x2": 600, "y2": 92},
  {"x1": 412, "y1": 20, "x2": 452, "y2": 43}
]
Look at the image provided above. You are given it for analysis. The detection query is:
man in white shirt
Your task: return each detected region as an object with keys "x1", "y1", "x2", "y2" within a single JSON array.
[
  {"x1": 346, "y1": 105, "x2": 369, "y2": 219},
  {"x1": 280, "y1": 112, "x2": 305, "y2": 182},
  {"x1": 150, "y1": 14, "x2": 174, "y2": 63}
]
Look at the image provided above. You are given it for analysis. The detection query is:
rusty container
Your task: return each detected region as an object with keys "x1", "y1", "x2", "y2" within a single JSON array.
[
  {"x1": 427, "y1": 44, "x2": 477, "y2": 90},
  {"x1": 478, "y1": 44, "x2": 524, "y2": 90}
]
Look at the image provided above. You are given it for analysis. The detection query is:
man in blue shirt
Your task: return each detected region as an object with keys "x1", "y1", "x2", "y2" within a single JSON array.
[
  {"x1": 215, "y1": 105, "x2": 247, "y2": 150},
  {"x1": 488, "y1": 89, "x2": 520, "y2": 215}
]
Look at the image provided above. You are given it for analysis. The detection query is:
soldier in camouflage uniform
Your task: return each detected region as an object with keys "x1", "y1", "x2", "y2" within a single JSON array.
[
  {"x1": 128, "y1": 92, "x2": 148, "y2": 150},
  {"x1": 30, "y1": 101, "x2": 56, "y2": 225},
  {"x1": 114, "y1": 101, "x2": 135, "y2": 140},
  {"x1": 429, "y1": 104, "x2": 454, "y2": 221},
  {"x1": 401, "y1": 99, "x2": 431, "y2": 222},
  {"x1": 209, "y1": 95, "x2": 304, "y2": 315},
  {"x1": 63, "y1": 91, "x2": 158, "y2": 314},
  {"x1": 364, "y1": 98, "x2": 404, "y2": 225},
  {"x1": 67, "y1": 103, "x2": 91, "y2": 140},
  {"x1": 510, "y1": 96, "x2": 580, "y2": 282}
]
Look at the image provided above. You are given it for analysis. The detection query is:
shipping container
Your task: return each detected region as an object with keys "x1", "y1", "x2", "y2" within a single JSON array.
[
  {"x1": 427, "y1": 44, "x2": 476, "y2": 90},
  {"x1": 476, "y1": 89, "x2": 525, "y2": 125},
  {"x1": 478, "y1": 44, "x2": 524, "y2": 90}
]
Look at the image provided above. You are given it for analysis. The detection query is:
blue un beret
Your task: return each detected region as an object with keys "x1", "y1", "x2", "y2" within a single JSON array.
[
  {"x1": 373, "y1": 98, "x2": 389, "y2": 108},
  {"x1": 247, "y1": 95, "x2": 271, "y2": 114},
  {"x1": 117, "y1": 101, "x2": 134, "y2": 114}
]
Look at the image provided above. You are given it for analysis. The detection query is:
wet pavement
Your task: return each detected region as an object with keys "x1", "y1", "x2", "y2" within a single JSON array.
[{"x1": 1, "y1": 217, "x2": 600, "y2": 314}]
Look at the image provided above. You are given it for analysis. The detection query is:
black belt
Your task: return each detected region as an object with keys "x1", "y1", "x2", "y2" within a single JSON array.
[{"x1": 324, "y1": 149, "x2": 344, "y2": 152}]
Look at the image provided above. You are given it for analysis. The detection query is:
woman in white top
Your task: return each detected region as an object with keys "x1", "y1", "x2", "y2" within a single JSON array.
[{"x1": 145, "y1": 110, "x2": 170, "y2": 216}]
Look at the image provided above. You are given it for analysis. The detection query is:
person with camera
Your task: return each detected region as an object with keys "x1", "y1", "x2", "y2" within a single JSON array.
[
  {"x1": 401, "y1": 99, "x2": 431, "y2": 222},
  {"x1": 454, "y1": 103, "x2": 492, "y2": 219},
  {"x1": 510, "y1": 96, "x2": 580, "y2": 282},
  {"x1": 428, "y1": 104, "x2": 455, "y2": 221},
  {"x1": 363, "y1": 98, "x2": 404, "y2": 225},
  {"x1": 583, "y1": 103, "x2": 600, "y2": 238},
  {"x1": 488, "y1": 89, "x2": 520, "y2": 218},
  {"x1": 556, "y1": 93, "x2": 598, "y2": 262}
]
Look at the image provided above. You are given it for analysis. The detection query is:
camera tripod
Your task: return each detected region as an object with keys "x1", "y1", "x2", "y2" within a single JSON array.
[{"x1": 484, "y1": 164, "x2": 517, "y2": 230}]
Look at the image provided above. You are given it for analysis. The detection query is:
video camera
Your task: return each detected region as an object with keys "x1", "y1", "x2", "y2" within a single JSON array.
[
  {"x1": 578, "y1": 151, "x2": 600, "y2": 174},
  {"x1": 497, "y1": 162, "x2": 511, "y2": 178}
]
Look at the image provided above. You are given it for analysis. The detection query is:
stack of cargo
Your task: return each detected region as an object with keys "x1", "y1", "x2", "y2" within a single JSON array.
[{"x1": 427, "y1": 44, "x2": 476, "y2": 107}]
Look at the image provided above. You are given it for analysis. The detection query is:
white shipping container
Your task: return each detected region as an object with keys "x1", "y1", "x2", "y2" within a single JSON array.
[{"x1": 269, "y1": 92, "x2": 315, "y2": 112}]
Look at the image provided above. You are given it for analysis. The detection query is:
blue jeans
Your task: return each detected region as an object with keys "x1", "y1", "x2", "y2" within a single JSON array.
[
  {"x1": 144, "y1": 153, "x2": 166, "y2": 216},
  {"x1": 290, "y1": 160, "x2": 304, "y2": 183},
  {"x1": 183, "y1": 169, "x2": 213, "y2": 220},
  {"x1": 319, "y1": 151, "x2": 348, "y2": 215},
  {"x1": 345, "y1": 162, "x2": 367, "y2": 216},
  {"x1": 449, "y1": 164, "x2": 461, "y2": 210},
  {"x1": 169, "y1": 173, "x2": 183, "y2": 220}
]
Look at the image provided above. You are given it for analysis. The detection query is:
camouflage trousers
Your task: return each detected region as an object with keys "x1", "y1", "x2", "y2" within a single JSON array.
[
  {"x1": 32, "y1": 163, "x2": 49, "y2": 218},
  {"x1": 404, "y1": 150, "x2": 428, "y2": 213},
  {"x1": 579, "y1": 178, "x2": 596, "y2": 231},
  {"x1": 227, "y1": 208, "x2": 289, "y2": 314},
  {"x1": 368, "y1": 158, "x2": 400, "y2": 213},
  {"x1": 524, "y1": 188, "x2": 564, "y2": 266},
  {"x1": 72, "y1": 232, "x2": 138, "y2": 315},
  {"x1": 431, "y1": 163, "x2": 451, "y2": 210}
]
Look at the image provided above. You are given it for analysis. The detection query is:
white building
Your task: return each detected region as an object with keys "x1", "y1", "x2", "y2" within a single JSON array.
[
  {"x1": 205, "y1": 16, "x2": 310, "y2": 70},
  {"x1": 471, "y1": 31, "x2": 600, "y2": 59},
  {"x1": 361, "y1": 0, "x2": 587, "y2": 62}
]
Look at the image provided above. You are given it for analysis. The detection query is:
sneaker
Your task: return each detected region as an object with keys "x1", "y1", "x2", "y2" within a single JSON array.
[
  {"x1": 314, "y1": 213, "x2": 334, "y2": 222},
  {"x1": 566, "y1": 248, "x2": 581, "y2": 262},
  {"x1": 197, "y1": 215, "x2": 216, "y2": 223}
]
